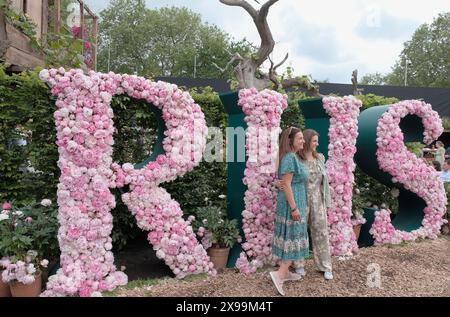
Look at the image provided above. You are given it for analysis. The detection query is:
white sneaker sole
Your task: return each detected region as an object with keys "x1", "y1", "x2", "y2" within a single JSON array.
[{"x1": 269, "y1": 272, "x2": 285, "y2": 296}]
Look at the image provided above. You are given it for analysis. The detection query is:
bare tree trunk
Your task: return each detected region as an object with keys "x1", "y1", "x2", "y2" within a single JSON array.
[{"x1": 218, "y1": 0, "x2": 320, "y2": 95}]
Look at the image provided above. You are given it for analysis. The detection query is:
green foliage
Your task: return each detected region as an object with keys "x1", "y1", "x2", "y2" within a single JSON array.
[
  {"x1": 0, "y1": 0, "x2": 88, "y2": 69},
  {"x1": 360, "y1": 72, "x2": 386, "y2": 85},
  {"x1": 385, "y1": 12, "x2": 450, "y2": 88},
  {"x1": 0, "y1": 66, "x2": 59, "y2": 204},
  {"x1": 0, "y1": 0, "x2": 38, "y2": 45},
  {"x1": 190, "y1": 203, "x2": 241, "y2": 249},
  {"x1": 356, "y1": 94, "x2": 399, "y2": 111},
  {"x1": 280, "y1": 91, "x2": 308, "y2": 131},
  {"x1": 441, "y1": 117, "x2": 450, "y2": 130},
  {"x1": 45, "y1": 31, "x2": 86, "y2": 69},
  {"x1": 0, "y1": 201, "x2": 58, "y2": 262},
  {"x1": 353, "y1": 166, "x2": 399, "y2": 214},
  {"x1": 97, "y1": 1, "x2": 256, "y2": 78},
  {"x1": 362, "y1": 13, "x2": 450, "y2": 88},
  {"x1": 406, "y1": 142, "x2": 425, "y2": 158}
]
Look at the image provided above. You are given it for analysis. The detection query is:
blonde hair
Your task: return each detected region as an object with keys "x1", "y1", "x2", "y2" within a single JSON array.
[
  {"x1": 436, "y1": 141, "x2": 444, "y2": 148},
  {"x1": 279, "y1": 127, "x2": 302, "y2": 165},
  {"x1": 298, "y1": 129, "x2": 320, "y2": 160}
]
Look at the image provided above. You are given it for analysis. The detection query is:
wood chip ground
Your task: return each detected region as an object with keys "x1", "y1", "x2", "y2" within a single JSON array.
[{"x1": 110, "y1": 237, "x2": 450, "y2": 297}]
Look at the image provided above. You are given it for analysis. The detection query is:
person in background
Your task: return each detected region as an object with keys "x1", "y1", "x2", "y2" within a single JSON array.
[
  {"x1": 433, "y1": 160, "x2": 442, "y2": 171},
  {"x1": 440, "y1": 160, "x2": 450, "y2": 182},
  {"x1": 434, "y1": 141, "x2": 445, "y2": 168},
  {"x1": 445, "y1": 146, "x2": 450, "y2": 159}
]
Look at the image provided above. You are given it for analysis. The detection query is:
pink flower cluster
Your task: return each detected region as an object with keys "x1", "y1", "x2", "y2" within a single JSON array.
[
  {"x1": 235, "y1": 88, "x2": 288, "y2": 274},
  {"x1": 121, "y1": 186, "x2": 215, "y2": 278},
  {"x1": 0, "y1": 253, "x2": 47, "y2": 285},
  {"x1": 371, "y1": 100, "x2": 448, "y2": 244},
  {"x1": 39, "y1": 68, "x2": 211, "y2": 296},
  {"x1": 351, "y1": 214, "x2": 367, "y2": 226},
  {"x1": 323, "y1": 96, "x2": 362, "y2": 256}
]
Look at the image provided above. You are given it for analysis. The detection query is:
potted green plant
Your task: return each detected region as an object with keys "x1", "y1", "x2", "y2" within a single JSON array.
[
  {"x1": 190, "y1": 204, "x2": 241, "y2": 272},
  {"x1": 0, "y1": 200, "x2": 58, "y2": 297}
]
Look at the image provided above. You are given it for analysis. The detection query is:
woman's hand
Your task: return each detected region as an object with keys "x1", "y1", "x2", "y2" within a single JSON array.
[
  {"x1": 291, "y1": 208, "x2": 301, "y2": 221},
  {"x1": 275, "y1": 180, "x2": 286, "y2": 191}
]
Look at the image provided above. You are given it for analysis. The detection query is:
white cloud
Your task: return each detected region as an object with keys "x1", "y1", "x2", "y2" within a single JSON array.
[{"x1": 84, "y1": 0, "x2": 449, "y2": 83}]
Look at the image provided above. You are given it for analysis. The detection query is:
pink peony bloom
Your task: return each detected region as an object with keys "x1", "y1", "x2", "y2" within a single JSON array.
[{"x1": 2, "y1": 202, "x2": 11, "y2": 210}]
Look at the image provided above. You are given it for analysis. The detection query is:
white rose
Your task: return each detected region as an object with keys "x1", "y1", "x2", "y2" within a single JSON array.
[
  {"x1": 40, "y1": 199, "x2": 52, "y2": 207},
  {"x1": 13, "y1": 210, "x2": 24, "y2": 217}
]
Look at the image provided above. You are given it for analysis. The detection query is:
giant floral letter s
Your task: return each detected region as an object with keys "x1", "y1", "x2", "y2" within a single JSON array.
[{"x1": 371, "y1": 100, "x2": 447, "y2": 244}]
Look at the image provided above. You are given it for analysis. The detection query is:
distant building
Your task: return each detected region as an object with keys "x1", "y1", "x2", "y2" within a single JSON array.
[{"x1": 0, "y1": 0, "x2": 98, "y2": 72}]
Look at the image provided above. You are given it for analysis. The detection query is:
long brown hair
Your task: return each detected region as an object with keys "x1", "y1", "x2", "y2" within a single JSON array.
[
  {"x1": 298, "y1": 129, "x2": 320, "y2": 160},
  {"x1": 279, "y1": 127, "x2": 302, "y2": 165}
]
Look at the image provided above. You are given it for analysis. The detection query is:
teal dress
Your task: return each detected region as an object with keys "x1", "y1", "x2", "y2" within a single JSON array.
[{"x1": 272, "y1": 152, "x2": 310, "y2": 261}]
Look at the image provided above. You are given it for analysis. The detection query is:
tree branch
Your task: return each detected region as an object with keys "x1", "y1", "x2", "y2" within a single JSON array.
[
  {"x1": 268, "y1": 55, "x2": 279, "y2": 89},
  {"x1": 273, "y1": 52, "x2": 288, "y2": 72},
  {"x1": 212, "y1": 52, "x2": 244, "y2": 74},
  {"x1": 259, "y1": 0, "x2": 279, "y2": 20},
  {"x1": 219, "y1": 0, "x2": 257, "y2": 19},
  {"x1": 281, "y1": 77, "x2": 321, "y2": 96},
  {"x1": 267, "y1": 53, "x2": 289, "y2": 90},
  {"x1": 220, "y1": 0, "x2": 277, "y2": 68},
  {"x1": 253, "y1": 1, "x2": 278, "y2": 67}
]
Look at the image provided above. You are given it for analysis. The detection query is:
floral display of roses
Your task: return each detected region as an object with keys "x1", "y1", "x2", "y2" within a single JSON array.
[
  {"x1": 39, "y1": 68, "x2": 212, "y2": 296},
  {"x1": 370, "y1": 100, "x2": 447, "y2": 244},
  {"x1": 234, "y1": 88, "x2": 288, "y2": 274}
]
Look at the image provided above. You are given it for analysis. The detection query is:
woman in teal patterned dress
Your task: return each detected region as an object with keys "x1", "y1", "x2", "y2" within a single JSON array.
[{"x1": 270, "y1": 127, "x2": 310, "y2": 296}]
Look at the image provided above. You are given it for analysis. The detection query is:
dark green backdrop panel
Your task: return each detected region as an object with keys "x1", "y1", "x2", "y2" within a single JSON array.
[
  {"x1": 355, "y1": 105, "x2": 427, "y2": 245},
  {"x1": 358, "y1": 207, "x2": 377, "y2": 247},
  {"x1": 134, "y1": 107, "x2": 167, "y2": 170},
  {"x1": 219, "y1": 91, "x2": 247, "y2": 267},
  {"x1": 298, "y1": 98, "x2": 330, "y2": 160}
]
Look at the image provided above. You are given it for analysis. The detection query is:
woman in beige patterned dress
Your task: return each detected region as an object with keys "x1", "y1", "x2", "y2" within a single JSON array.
[{"x1": 276, "y1": 129, "x2": 333, "y2": 280}]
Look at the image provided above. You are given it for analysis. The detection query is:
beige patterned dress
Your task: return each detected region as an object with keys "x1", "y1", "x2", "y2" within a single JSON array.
[{"x1": 294, "y1": 154, "x2": 333, "y2": 272}]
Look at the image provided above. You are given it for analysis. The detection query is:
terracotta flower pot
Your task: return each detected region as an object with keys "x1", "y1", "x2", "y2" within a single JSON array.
[
  {"x1": 0, "y1": 273, "x2": 11, "y2": 297},
  {"x1": 207, "y1": 247, "x2": 230, "y2": 272},
  {"x1": 9, "y1": 273, "x2": 42, "y2": 297},
  {"x1": 353, "y1": 224, "x2": 362, "y2": 241}
]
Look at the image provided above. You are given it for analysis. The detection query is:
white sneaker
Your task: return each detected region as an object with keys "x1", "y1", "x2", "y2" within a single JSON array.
[
  {"x1": 295, "y1": 267, "x2": 306, "y2": 277},
  {"x1": 269, "y1": 271, "x2": 285, "y2": 296},
  {"x1": 285, "y1": 271, "x2": 302, "y2": 281},
  {"x1": 324, "y1": 271, "x2": 333, "y2": 280}
]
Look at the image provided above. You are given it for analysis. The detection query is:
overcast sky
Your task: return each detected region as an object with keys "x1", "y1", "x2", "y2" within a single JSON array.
[{"x1": 83, "y1": 0, "x2": 449, "y2": 83}]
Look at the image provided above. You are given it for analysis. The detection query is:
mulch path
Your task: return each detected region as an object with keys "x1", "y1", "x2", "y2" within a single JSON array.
[{"x1": 111, "y1": 237, "x2": 450, "y2": 297}]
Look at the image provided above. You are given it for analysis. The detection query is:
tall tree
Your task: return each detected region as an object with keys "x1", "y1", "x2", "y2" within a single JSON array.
[
  {"x1": 360, "y1": 72, "x2": 386, "y2": 85},
  {"x1": 363, "y1": 12, "x2": 450, "y2": 88},
  {"x1": 97, "y1": 0, "x2": 255, "y2": 78}
]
